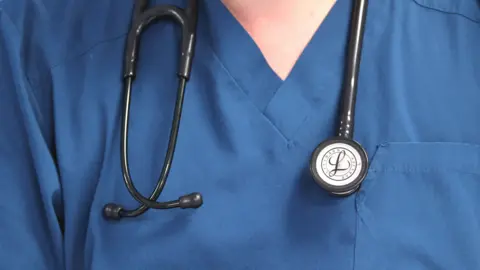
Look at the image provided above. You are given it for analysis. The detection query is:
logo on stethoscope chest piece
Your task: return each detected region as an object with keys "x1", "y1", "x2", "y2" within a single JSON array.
[
  {"x1": 311, "y1": 139, "x2": 367, "y2": 189},
  {"x1": 321, "y1": 147, "x2": 357, "y2": 181}
]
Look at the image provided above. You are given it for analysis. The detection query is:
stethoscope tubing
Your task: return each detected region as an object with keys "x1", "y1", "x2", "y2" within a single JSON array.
[
  {"x1": 308, "y1": 0, "x2": 369, "y2": 196},
  {"x1": 119, "y1": 77, "x2": 188, "y2": 216},
  {"x1": 104, "y1": 0, "x2": 370, "y2": 220},
  {"x1": 103, "y1": 0, "x2": 200, "y2": 220},
  {"x1": 338, "y1": 0, "x2": 368, "y2": 139}
]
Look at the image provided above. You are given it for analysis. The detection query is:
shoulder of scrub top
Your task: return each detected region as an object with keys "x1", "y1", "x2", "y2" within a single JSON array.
[
  {"x1": 1, "y1": 0, "x2": 130, "y2": 73},
  {"x1": 0, "y1": 0, "x2": 188, "y2": 73},
  {"x1": 0, "y1": 0, "x2": 478, "y2": 82},
  {"x1": 413, "y1": 0, "x2": 479, "y2": 23}
]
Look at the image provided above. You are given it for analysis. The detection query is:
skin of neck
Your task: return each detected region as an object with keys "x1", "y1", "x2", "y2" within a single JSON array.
[
  {"x1": 221, "y1": 0, "x2": 319, "y2": 23},
  {"x1": 221, "y1": 0, "x2": 337, "y2": 80}
]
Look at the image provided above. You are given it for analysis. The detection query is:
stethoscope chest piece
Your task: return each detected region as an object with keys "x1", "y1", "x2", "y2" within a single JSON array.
[{"x1": 310, "y1": 138, "x2": 368, "y2": 196}]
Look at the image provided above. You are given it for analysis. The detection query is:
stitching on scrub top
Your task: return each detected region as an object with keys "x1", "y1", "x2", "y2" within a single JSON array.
[
  {"x1": 411, "y1": 0, "x2": 480, "y2": 24},
  {"x1": 208, "y1": 46, "x2": 291, "y2": 144},
  {"x1": 50, "y1": 21, "x2": 170, "y2": 71},
  {"x1": 370, "y1": 167, "x2": 480, "y2": 176},
  {"x1": 49, "y1": 33, "x2": 127, "y2": 70},
  {"x1": 364, "y1": 143, "x2": 480, "y2": 179}
]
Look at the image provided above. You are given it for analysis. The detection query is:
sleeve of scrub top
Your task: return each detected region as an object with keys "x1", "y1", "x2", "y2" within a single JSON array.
[{"x1": 0, "y1": 11, "x2": 63, "y2": 269}]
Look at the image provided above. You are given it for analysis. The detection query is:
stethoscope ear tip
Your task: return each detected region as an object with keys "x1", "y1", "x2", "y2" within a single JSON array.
[
  {"x1": 103, "y1": 203, "x2": 124, "y2": 220},
  {"x1": 179, "y1": 192, "x2": 203, "y2": 209}
]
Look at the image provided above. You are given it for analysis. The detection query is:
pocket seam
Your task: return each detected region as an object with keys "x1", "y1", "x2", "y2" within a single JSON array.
[
  {"x1": 370, "y1": 167, "x2": 480, "y2": 176},
  {"x1": 369, "y1": 142, "x2": 480, "y2": 174},
  {"x1": 356, "y1": 141, "x2": 480, "y2": 207}
]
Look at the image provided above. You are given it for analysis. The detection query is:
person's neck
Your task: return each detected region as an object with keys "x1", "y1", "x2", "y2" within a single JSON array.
[
  {"x1": 221, "y1": 0, "x2": 337, "y2": 80},
  {"x1": 221, "y1": 0, "x2": 319, "y2": 24}
]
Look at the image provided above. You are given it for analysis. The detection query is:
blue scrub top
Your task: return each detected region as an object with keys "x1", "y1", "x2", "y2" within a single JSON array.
[{"x1": 1, "y1": 0, "x2": 480, "y2": 269}]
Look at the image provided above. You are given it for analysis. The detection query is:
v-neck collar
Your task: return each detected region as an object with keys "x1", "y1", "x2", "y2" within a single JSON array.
[
  {"x1": 201, "y1": 0, "x2": 284, "y2": 111},
  {"x1": 200, "y1": 0, "x2": 350, "y2": 110},
  {"x1": 200, "y1": 0, "x2": 387, "y2": 141}
]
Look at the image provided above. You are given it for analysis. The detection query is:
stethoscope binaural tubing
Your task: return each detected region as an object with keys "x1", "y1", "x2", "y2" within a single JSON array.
[{"x1": 103, "y1": 0, "x2": 202, "y2": 220}]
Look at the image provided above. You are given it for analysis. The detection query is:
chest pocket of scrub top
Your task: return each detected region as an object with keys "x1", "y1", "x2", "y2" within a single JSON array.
[{"x1": 354, "y1": 143, "x2": 480, "y2": 270}]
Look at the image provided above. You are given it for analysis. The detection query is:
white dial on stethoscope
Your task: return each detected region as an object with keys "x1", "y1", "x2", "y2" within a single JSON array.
[{"x1": 310, "y1": 138, "x2": 369, "y2": 196}]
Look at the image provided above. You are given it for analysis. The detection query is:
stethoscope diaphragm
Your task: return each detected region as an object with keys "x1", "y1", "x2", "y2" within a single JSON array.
[{"x1": 310, "y1": 138, "x2": 368, "y2": 196}]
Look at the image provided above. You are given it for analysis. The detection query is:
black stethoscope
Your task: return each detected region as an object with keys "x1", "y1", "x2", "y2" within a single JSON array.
[{"x1": 103, "y1": 0, "x2": 369, "y2": 221}]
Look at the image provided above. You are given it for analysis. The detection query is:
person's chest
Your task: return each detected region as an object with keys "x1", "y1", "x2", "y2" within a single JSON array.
[{"x1": 46, "y1": 0, "x2": 480, "y2": 269}]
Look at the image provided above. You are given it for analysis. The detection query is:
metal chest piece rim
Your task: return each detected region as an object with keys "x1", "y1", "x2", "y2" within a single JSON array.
[{"x1": 310, "y1": 137, "x2": 369, "y2": 196}]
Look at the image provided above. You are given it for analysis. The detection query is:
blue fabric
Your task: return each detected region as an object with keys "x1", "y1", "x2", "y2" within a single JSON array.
[{"x1": 1, "y1": 0, "x2": 480, "y2": 269}]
